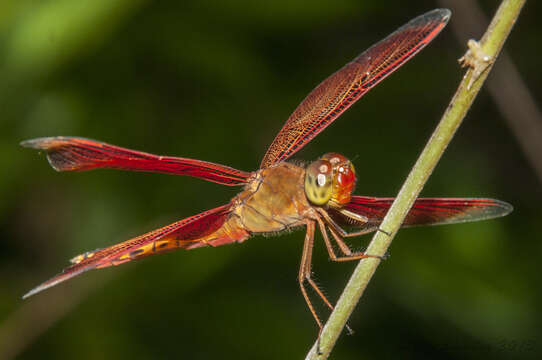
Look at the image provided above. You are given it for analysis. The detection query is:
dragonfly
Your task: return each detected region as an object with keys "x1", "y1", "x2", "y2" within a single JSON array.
[{"x1": 21, "y1": 9, "x2": 511, "y2": 330}]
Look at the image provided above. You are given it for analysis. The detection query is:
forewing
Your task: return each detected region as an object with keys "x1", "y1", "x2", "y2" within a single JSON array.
[
  {"x1": 23, "y1": 204, "x2": 237, "y2": 299},
  {"x1": 21, "y1": 137, "x2": 250, "y2": 186},
  {"x1": 261, "y1": 9, "x2": 451, "y2": 168},
  {"x1": 331, "y1": 196, "x2": 512, "y2": 233}
]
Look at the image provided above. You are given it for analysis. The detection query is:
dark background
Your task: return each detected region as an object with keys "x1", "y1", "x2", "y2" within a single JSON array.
[{"x1": 1, "y1": 0, "x2": 540, "y2": 359}]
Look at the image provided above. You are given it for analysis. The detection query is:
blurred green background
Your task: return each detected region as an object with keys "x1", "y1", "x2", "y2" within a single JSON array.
[{"x1": 1, "y1": 0, "x2": 540, "y2": 359}]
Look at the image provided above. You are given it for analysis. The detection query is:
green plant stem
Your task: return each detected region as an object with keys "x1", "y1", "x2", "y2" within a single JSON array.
[{"x1": 305, "y1": 1, "x2": 526, "y2": 358}]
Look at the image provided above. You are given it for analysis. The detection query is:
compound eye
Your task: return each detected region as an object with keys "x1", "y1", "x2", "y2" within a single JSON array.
[
  {"x1": 336, "y1": 162, "x2": 356, "y2": 187},
  {"x1": 304, "y1": 160, "x2": 333, "y2": 205}
]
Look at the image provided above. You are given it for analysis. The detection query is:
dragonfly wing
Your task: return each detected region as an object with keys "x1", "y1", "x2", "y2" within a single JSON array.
[
  {"x1": 23, "y1": 203, "x2": 248, "y2": 299},
  {"x1": 260, "y1": 9, "x2": 451, "y2": 168},
  {"x1": 330, "y1": 196, "x2": 512, "y2": 231},
  {"x1": 21, "y1": 137, "x2": 250, "y2": 186}
]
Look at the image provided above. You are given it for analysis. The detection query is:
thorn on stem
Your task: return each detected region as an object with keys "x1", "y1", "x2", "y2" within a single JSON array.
[{"x1": 459, "y1": 39, "x2": 493, "y2": 90}]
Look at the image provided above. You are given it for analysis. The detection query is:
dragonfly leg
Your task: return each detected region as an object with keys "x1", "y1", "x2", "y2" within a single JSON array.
[
  {"x1": 298, "y1": 220, "x2": 354, "y2": 335},
  {"x1": 299, "y1": 221, "x2": 324, "y2": 330},
  {"x1": 337, "y1": 208, "x2": 369, "y2": 224},
  {"x1": 337, "y1": 209, "x2": 394, "y2": 237},
  {"x1": 307, "y1": 217, "x2": 354, "y2": 334},
  {"x1": 317, "y1": 208, "x2": 376, "y2": 237},
  {"x1": 330, "y1": 226, "x2": 386, "y2": 261},
  {"x1": 315, "y1": 215, "x2": 370, "y2": 263},
  {"x1": 316, "y1": 209, "x2": 385, "y2": 262}
]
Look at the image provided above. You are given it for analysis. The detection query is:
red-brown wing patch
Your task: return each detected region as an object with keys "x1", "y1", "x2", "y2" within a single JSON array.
[
  {"x1": 21, "y1": 137, "x2": 250, "y2": 186},
  {"x1": 261, "y1": 9, "x2": 450, "y2": 168},
  {"x1": 332, "y1": 196, "x2": 512, "y2": 231},
  {"x1": 22, "y1": 203, "x2": 243, "y2": 299}
]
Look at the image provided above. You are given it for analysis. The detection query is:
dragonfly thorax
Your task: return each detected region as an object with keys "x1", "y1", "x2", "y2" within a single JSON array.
[{"x1": 304, "y1": 153, "x2": 356, "y2": 207}]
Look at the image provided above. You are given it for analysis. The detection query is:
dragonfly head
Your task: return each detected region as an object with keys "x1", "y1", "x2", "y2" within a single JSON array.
[{"x1": 304, "y1": 153, "x2": 356, "y2": 207}]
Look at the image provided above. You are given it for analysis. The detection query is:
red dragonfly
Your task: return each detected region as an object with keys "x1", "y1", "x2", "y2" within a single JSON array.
[{"x1": 22, "y1": 9, "x2": 511, "y2": 330}]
